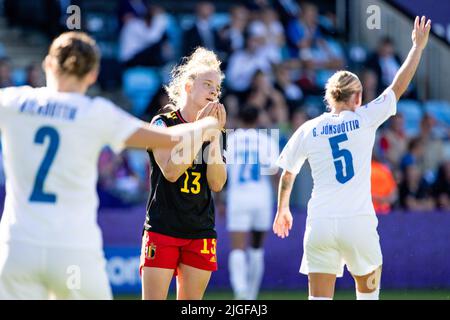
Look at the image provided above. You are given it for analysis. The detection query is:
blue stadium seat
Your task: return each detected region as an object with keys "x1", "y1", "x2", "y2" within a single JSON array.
[
  {"x1": 397, "y1": 99, "x2": 423, "y2": 137},
  {"x1": 165, "y1": 14, "x2": 183, "y2": 59},
  {"x1": 85, "y1": 12, "x2": 119, "y2": 41},
  {"x1": 179, "y1": 14, "x2": 196, "y2": 30},
  {"x1": 179, "y1": 13, "x2": 229, "y2": 31},
  {"x1": 210, "y1": 13, "x2": 230, "y2": 29},
  {"x1": 12, "y1": 68, "x2": 26, "y2": 86},
  {"x1": 424, "y1": 100, "x2": 450, "y2": 126},
  {"x1": 123, "y1": 67, "x2": 161, "y2": 118}
]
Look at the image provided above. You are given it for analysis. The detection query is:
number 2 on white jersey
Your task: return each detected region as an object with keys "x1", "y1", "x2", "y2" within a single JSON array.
[{"x1": 29, "y1": 126, "x2": 60, "y2": 203}]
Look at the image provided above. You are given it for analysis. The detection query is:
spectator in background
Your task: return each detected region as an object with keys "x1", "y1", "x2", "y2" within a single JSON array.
[
  {"x1": 216, "y1": 5, "x2": 249, "y2": 59},
  {"x1": 119, "y1": 4, "x2": 173, "y2": 68},
  {"x1": 0, "y1": 58, "x2": 13, "y2": 88},
  {"x1": 274, "y1": 62, "x2": 304, "y2": 111},
  {"x1": 379, "y1": 114, "x2": 408, "y2": 170},
  {"x1": 417, "y1": 114, "x2": 445, "y2": 181},
  {"x1": 182, "y1": 1, "x2": 218, "y2": 55},
  {"x1": 112, "y1": 151, "x2": 144, "y2": 203},
  {"x1": 98, "y1": 148, "x2": 118, "y2": 194},
  {"x1": 98, "y1": 149, "x2": 146, "y2": 206},
  {"x1": 287, "y1": 2, "x2": 323, "y2": 58},
  {"x1": 367, "y1": 37, "x2": 411, "y2": 97},
  {"x1": 25, "y1": 63, "x2": 45, "y2": 88},
  {"x1": 267, "y1": 94, "x2": 289, "y2": 130},
  {"x1": 432, "y1": 160, "x2": 450, "y2": 211},
  {"x1": 226, "y1": 33, "x2": 272, "y2": 97},
  {"x1": 287, "y1": 2, "x2": 344, "y2": 93},
  {"x1": 118, "y1": 0, "x2": 150, "y2": 29},
  {"x1": 371, "y1": 153, "x2": 397, "y2": 215},
  {"x1": 244, "y1": 0, "x2": 271, "y2": 11},
  {"x1": 244, "y1": 70, "x2": 290, "y2": 136},
  {"x1": 400, "y1": 137, "x2": 425, "y2": 173},
  {"x1": 399, "y1": 163, "x2": 435, "y2": 212},
  {"x1": 142, "y1": 86, "x2": 170, "y2": 122},
  {"x1": 272, "y1": 0, "x2": 300, "y2": 28},
  {"x1": 360, "y1": 69, "x2": 378, "y2": 104},
  {"x1": 290, "y1": 108, "x2": 308, "y2": 131},
  {"x1": 248, "y1": 7, "x2": 285, "y2": 64},
  {"x1": 286, "y1": 2, "x2": 343, "y2": 70}
]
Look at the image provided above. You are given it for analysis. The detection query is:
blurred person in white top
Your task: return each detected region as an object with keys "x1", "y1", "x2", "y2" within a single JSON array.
[
  {"x1": 226, "y1": 106, "x2": 279, "y2": 300},
  {"x1": 248, "y1": 7, "x2": 285, "y2": 64},
  {"x1": 273, "y1": 17, "x2": 431, "y2": 300},
  {"x1": 0, "y1": 32, "x2": 220, "y2": 300}
]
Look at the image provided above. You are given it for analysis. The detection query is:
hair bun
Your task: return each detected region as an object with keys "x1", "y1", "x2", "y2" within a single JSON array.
[
  {"x1": 331, "y1": 86, "x2": 343, "y2": 101},
  {"x1": 325, "y1": 71, "x2": 362, "y2": 106},
  {"x1": 48, "y1": 32, "x2": 100, "y2": 79}
]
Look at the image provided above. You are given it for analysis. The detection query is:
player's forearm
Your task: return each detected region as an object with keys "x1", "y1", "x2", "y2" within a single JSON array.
[
  {"x1": 207, "y1": 163, "x2": 227, "y2": 192},
  {"x1": 125, "y1": 126, "x2": 175, "y2": 150},
  {"x1": 164, "y1": 139, "x2": 205, "y2": 182},
  {"x1": 168, "y1": 117, "x2": 219, "y2": 141},
  {"x1": 126, "y1": 117, "x2": 218, "y2": 150},
  {"x1": 160, "y1": 125, "x2": 215, "y2": 182},
  {"x1": 390, "y1": 46, "x2": 424, "y2": 100},
  {"x1": 277, "y1": 170, "x2": 296, "y2": 210},
  {"x1": 206, "y1": 140, "x2": 227, "y2": 192}
]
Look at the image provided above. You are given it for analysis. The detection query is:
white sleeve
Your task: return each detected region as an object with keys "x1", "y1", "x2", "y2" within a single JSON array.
[
  {"x1": 356, "y1": 88, "x2": 397, "y2": 128},
  {"x1": 98, "y1": 99, "x2": 144, "y2": 154},
  {"x1": 0, "y1": 89, "x2": 6, "y2": 127},
  {"x1": 0, "y1": 87, "x2": 20, "y2": 128},
  {"x1": 276, "y1": 127, "x2": 307, "y2": 175}
]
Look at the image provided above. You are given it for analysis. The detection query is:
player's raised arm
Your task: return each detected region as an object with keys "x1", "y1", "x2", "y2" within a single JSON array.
[
  {"x1": 124, "y1": 115, "x2": 219, "y2": 150},
  {"x1": 389, "y1": 16, "x2": 431, "y2": 101},
  {"x1": 206, "y1": 102, "x2": 227, "y2": 193}
]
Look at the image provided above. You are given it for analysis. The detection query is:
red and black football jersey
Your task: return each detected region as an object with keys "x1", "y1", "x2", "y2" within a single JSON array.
[{"x1": 144, "y1": 108, "x2": 226, "y2": 239}]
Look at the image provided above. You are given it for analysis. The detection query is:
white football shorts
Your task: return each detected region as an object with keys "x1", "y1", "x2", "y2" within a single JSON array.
[
  {"x1": 227, "y1": 196, "x2": 274, "y2": 232},
  {"x1": 0, "y1": 240, "x2": 112, "y2": 300},
  {"x1": 300, "y1": 215, "x2": 382, "y2": 277}
]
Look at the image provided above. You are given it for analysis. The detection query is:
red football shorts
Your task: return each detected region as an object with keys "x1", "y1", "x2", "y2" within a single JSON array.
[{"x1": 140, "y1": 231, "x2": 218, "y2": 276}]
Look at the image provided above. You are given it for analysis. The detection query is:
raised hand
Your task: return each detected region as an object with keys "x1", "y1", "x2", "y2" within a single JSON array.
[
  {"x1": 214, "y1": 103, "x2": 227, "y2": 129},
  {"x1": 412, "y1": 16, "x2": 431, "y2": 50},
  {"x1": 196, "y1": 101, "x2": 217, "y2": 121},
  {"x1": 273, "y1": 207, "x2": 293, "y2": 239}
]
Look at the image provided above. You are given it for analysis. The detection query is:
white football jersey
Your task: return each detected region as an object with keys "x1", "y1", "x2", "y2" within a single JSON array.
[
  {"x1": 0, "y1": 86, "x2": 143, "y2": 249},
  {"x1": 277, "y1": 88, "x2": 397, "y2": 219},
  {"x1": 226, "y1": 128, "x2": 279, "y2": 205}
]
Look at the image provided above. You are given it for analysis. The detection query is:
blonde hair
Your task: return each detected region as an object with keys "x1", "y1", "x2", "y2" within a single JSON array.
[
  {"x1": 325, "y1": 71, "x2": 362, "y2": 106},
  {"x1": 48, "y1": 32, "x2": 100, "y2": 78},
  {"x1": 164, "y1": 47, "x2": 224, "y2": 106}
]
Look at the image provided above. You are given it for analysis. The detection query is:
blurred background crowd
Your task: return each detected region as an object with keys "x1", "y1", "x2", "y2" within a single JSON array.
[{"x1": 0, "y1": 0, "x2": 448, "y2": 214}]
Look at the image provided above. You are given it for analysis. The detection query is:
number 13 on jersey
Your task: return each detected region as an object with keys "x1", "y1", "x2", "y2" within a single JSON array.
[{"x1": 180, "y1": 171, "x2": 201, "y2": 194}]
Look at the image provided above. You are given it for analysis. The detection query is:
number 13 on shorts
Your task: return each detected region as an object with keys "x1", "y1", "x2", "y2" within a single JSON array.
[{"x1": 200, "y1": 239, "x2": 217, "y2": 255}]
